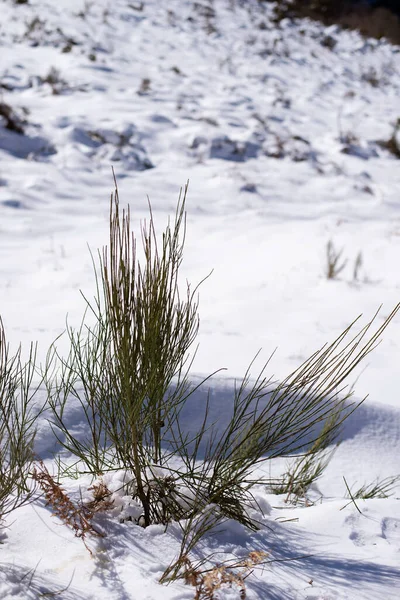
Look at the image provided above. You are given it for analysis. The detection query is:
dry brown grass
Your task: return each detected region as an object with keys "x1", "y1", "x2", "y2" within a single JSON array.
[
  {"x1": 86, "y1": 480, "x2": 114, "y2": 513},
  {"x1": 32, "y1": 462, "x2": 113, "y2": 554},
  {"x1": 172, "y1": 551, "x2": 269, "y2": 600}
]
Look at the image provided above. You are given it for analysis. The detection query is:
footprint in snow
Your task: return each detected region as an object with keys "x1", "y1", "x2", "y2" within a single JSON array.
[
  {"x1": 381, "y1": 517, "x2": 400, "y2": 547},
  {"x1": 346, "y1": 513, "x2": 400, "y2": 548}
]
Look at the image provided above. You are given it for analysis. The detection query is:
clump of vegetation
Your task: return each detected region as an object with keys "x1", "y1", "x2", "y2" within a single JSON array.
[
  {"x1": 348, "y1": 475, "x2": 400, "y2": 500},
  {"x1": 320, "y1": 34, "x2": 337, "y2": 50},
  {"x1": 137, "y1": 77, "x2": 151, "y2": 95},
  {"x1": 341, "y1": 473, "x2": 400, "y2": 514},
  {"x1": 325, "y1": 241, "x2": 364, "y2": 283},
  {"x1": 326, "y1": 240, "x2": 347, "y2": 280},
  {"x1": 46, "y1": 180, "x2": 203, "y2": 527},
  {"x1": 23, "y1": 16, "x2": 46, "y2": 42},
  {"x1": 161, "y1": 550, "x2": 269, "y2": 596},
  {"x1": 0, "y1": 102, "x2": 27, "y2": 134},
  {"x1": 0, "y1": 175, "x2": 397, "y2": 592},
  {"x1": 38, "y1": 67, "x2": 69, "y2": 95},
  {"x1": 377, "y1": 118, "x2": 400, "y2": 159},
  {"x1": 271, "y1": 409, "x2": 341, "y2": 504},
  {"x1": 42, "y1": 179, "x2": 399, "y2": 586},
  {"x1": 0, "y1": 320, "x2": 39, "y2": 524}
]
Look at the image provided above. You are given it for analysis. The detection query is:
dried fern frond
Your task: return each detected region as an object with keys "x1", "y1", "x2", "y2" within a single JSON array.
[{"x1": 32, "y1": 462, "x2": 105, "y2": 554}]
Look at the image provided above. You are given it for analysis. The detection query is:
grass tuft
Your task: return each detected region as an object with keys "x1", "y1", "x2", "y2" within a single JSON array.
[
  {"x1": 0, "y1": 319, "x2": 40, "y2": 524},
  {"x1": 348, "y1": 475, "x2": 400, "y2": 500},
  {"x1": 326, "y1": 240, "x2": 347, "y2": 280}
]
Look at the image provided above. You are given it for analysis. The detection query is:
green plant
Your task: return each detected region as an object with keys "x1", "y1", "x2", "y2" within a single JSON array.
[
  {"x1": 325, "y1": 241, "x2": 364, "y2": 283},
  {"x1": 353, "y1": 251, "x2": 363, "y2": 283},
  {"x1": 45, "y1": 315, "x2": 113, "y2": 478},
  {"x1": 271, "y1": 408, "x2": 341, "y2": 504},
  {"x1": 45, "y1": 180, "x2": 400, "y2": 573},
  {"x1": 326, "y1": 240, "x2": 347, "y2": 280},
  {"x1": 0, "y1": 319, "x2": 39, "y2": 523},
  {"x1": 46, "y1": 180, "x2": 209, "y2": 526},
  {"x1": 347, "y1": 475, "x2": 400, "y2": 500},
  {"x1": 160, "y1": 302, "x2": 399, "y2": 581}
]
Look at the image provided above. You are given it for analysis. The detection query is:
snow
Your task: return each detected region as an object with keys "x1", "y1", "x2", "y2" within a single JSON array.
[{"x1": 1, "y1": 0, "x2": 400, "y2": 598}]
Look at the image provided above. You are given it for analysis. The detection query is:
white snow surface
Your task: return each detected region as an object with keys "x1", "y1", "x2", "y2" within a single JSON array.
[{"x1": 1, "y1": 0, "x2": 400, "y2": 598}]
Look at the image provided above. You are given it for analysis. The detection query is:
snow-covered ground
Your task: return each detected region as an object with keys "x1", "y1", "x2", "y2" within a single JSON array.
[{"x1": 1, "y1": 0, "x2": 400, "y2": 598}]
